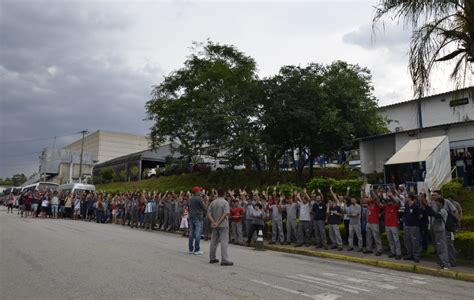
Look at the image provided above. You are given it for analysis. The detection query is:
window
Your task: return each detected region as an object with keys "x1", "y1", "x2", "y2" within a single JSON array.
[{"x1": 449, "y1": 98, "x2": 469, "y2": 107}]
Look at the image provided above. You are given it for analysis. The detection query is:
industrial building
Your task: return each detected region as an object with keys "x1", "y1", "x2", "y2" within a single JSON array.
[
  {"x1": 63, "y1": 130, "x2": 150, "y2": 164},
  {"x1": 92, "y1": 143, "x2": 181, "y2": 181},
  {"x1": 24, "y1": 130, "x2": 151, "y2": 185},
  {"x1": 359, "y1": 87, "x2": 473, "y2": 188}
]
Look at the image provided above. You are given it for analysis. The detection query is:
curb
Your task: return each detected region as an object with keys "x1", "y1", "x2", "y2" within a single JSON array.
[{"x1": 264, "y1": 244, "x2": 474, "y2": 283}]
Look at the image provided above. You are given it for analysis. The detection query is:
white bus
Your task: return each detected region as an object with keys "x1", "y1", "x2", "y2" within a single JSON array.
[
  {"x1": 21, "y1": 182, "x2": 59, "y2": 194},
  {"x1": 58, "y1": 183, "x2": 96, "y2": 195}
]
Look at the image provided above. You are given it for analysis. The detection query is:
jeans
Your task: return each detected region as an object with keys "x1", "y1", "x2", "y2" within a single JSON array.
[
  {"x1": 189, "y1": 217, "x2": 203, "y2": 253},
  {"x1": 210, "y1": 227, "x2": 229, "y2": 262},
  {"x1": 51, "y1": 204, "x2": 59, "y2": 215}
]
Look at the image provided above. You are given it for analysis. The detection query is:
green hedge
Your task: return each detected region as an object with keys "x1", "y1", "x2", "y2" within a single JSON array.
[
  {"x1": 455, "y1": 231, "x2": 474, "y2": 260},
  {"x1": 441, "y1": 181, "x2": 463, "y2": 199},
  {"x1": 307, "y1": 177, "x2": 365, "y2": 198},
  {"x1": 461, "y1": 215, "x2": 474, "y2": 231}
]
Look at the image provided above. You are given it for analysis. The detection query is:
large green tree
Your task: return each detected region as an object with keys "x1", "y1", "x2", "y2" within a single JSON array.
[
  {"x1": 262, "y1": 61, "x2": 387, "y2": 177},
  {"x1": 146, "y1": 41, "x2": 263, "y2": 170},
  {"x1": 374, "y1": 0, "x2": 473, "y2": 97}
]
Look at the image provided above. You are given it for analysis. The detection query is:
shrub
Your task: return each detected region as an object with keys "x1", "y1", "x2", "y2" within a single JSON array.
[
  {"x1": 100, "y1": 168, "x2": 115, "y2": 183},
  {"x1": 454, "y1": 231, "x2": 474, "y2": 260},
  {"x1": 130, "y1": 165, "x2": 140, "y2": 180},
  {"x1": 92, "y1": 175, "x2": 103, "y2": 185},
  {"x1": 441, "y1": 181, "x2": 463, "y2": 199},
  {"x1": 275, "y1": 183, "x2": 302, "y2": 195},
  {"x1": 461, "y1": 215, "x2": 474, "y2": 231}
]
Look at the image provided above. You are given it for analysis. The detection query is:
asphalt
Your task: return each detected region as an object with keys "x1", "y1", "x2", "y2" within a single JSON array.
[{"x1": 1, "y1": 210, "x2": 473, "y2": 300}]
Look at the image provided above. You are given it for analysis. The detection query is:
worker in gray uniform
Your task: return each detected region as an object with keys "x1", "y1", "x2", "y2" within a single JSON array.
[
  {"x1": 265, "y1": 188, "x2": 285, "y2": 245},
  {"x1": 428, "y1": 196, "x2": 450, "y2": 269},
  {"x1": 431, "y1": 190, "x2": 459, "y2": 267},
  {"x1": 283, "y1": 194, "x2": 298, "y2": 245}
]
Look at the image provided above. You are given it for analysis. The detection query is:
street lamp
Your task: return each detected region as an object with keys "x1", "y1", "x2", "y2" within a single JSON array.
[{"x1": 78, "y1": 129, "x2": 89, "y2": 182}]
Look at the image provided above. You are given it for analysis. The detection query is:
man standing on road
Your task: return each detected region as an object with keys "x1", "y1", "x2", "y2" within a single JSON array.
[
  {"x1": 208, "y1": 189, "x2": 233, "y2": 266},
  {"x1": 188, "y1": 186, "x2": 208, "y2": 255}
]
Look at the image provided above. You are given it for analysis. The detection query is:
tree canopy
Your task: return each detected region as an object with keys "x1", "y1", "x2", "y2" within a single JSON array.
[
  {"x1": 374, "y1": 0, "x2": 473, "y2": 97},
  {"x1": 146, "y1": 41, "x2": 387, "y2": 174}
]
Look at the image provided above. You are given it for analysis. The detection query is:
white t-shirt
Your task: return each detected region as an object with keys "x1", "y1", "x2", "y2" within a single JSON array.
[
  {"x1": 299, "y1": 202, "x2": 311, "y2": 221},
  {"x1": 41, "y1": 199, "x2": 49, "y2": 207},
  {"x1": 51, "y1": 196, "x2": 59, "y2": 205}
]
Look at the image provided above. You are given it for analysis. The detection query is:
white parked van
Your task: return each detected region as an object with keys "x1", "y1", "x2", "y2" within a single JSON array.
[
  {"x1": 21, "y1": 182, "x2": 59, "y2": 193},
  {"x1": 58, "y1": 183, "x2": 96, "y2": 195}
]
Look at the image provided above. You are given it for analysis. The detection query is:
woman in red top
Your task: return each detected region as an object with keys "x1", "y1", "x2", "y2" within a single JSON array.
[
  {"x1": 384, "y1": 193, "x2": 402, "y2": 259},
  {"x1": 138, "y1": 195, "x2": 145, "y2": 228},
  {"x1": 7, "y1": 193, "x2": 14, "y2": 213}
]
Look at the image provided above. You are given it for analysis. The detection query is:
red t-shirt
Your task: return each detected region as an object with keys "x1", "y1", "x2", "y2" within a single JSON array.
[
  {"x1": 230, "y1": 207, "x2": 244, "y2": 223},
  {"x1": 384, "y1": 204, "x2": 399, "y2": 227},
  {"x1": 367, "y1": 201, "x2": 380, "y2": 224}
]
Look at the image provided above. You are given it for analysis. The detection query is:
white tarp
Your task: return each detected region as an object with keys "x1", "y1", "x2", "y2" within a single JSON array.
[
  {"x1": 384, "y1": 136, "x2": 451, "y2": 190},
  {"x1": 425, "y1": 136, "x2": 451, "y2": 189}
]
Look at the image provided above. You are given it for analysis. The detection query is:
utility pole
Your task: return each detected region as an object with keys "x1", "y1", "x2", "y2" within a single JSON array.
[{"x1": 78, "y1": 129, "x2": 89, "y2": 182}]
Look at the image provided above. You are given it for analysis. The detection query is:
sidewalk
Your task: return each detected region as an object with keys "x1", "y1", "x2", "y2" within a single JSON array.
[{"x1": 263, "y1": 242, "x2": 474, "y2": 282}]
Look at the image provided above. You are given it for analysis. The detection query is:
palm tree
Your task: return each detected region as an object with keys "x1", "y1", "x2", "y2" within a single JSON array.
[{"x1": 374, "y1": 1, "x2": 473, "y2": 97}]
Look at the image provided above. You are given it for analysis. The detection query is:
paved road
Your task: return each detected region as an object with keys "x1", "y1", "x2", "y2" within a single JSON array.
[{"x1": 1, "y1": 210, "x2": 473, "y2": 300}]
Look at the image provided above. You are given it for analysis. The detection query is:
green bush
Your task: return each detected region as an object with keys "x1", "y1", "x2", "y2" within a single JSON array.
[
  {"x1": 307, "y1": 177, "x2": 365, "y2": 198},
  {"x1": 275, "y1": 183, "x2": 302, "y2": 195},
  {"x1": 455, "y1": 231, "x2": 474, "y2": 260},
  {"x1": 100, "y1": 168, "x2": 115, "y2": 183},
  {"x1": 461, "y1": 215, "x2": 474, "y2": 231},
  {"x1": 441, "y1": 181, "x2": 463, "y2": 199},
  {"x1": 92, "y1": 175, "x2": 103, "y2": 185}
]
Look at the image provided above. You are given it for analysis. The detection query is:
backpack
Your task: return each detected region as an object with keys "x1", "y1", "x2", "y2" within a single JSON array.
[{"x1": 444, "y1": 211, "x2": 459, "y2": 232}]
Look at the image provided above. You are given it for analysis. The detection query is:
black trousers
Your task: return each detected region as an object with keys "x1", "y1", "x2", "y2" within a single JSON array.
[{"x1": 247, "y1": 224, "x2": 264, "y2": 243}]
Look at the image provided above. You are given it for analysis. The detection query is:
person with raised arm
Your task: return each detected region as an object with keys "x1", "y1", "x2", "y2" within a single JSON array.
[{"x1": 311, "y1": 188, "x2": 328, "y2": 249}]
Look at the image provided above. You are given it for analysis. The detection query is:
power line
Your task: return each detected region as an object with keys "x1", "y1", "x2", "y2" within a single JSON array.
[
  {"x1": 0, "y1": 161, "x2": 39, "y2": 167},
  {"x1": 0, "y1": 151, "x2": 42, "y2": 158},
  {"x1": 0, "y1": 132, "x2": 79, "y2": 144}
]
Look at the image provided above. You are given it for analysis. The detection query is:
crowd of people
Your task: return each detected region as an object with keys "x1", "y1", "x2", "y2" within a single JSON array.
[{"x1": 4, "y1": 184, "x2": 463, "y2": 269}]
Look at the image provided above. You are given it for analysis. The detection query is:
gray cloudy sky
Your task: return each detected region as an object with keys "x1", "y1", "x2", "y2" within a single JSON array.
[{"x1": 0, "y1": 0, "x2": 460, "y2": 178}]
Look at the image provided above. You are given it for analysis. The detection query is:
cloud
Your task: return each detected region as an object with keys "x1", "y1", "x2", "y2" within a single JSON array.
[
  {"x1": 0, "y1": 1, "x2": 159, "y2": 177},
  {"x1": 343, "y1": 23, "x2": 411, "y2": 51}
]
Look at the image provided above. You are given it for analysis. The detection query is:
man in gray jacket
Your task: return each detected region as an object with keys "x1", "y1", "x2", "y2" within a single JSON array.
[{"x1": 208, "y1": 189, "x2": 233, "y2": 266}]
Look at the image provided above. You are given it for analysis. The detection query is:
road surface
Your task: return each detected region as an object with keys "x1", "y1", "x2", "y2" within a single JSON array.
[{"x1": 1, "y1": 210, "x2": 473, "y2": 299}]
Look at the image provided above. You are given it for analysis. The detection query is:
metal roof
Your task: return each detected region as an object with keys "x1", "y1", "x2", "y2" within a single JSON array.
[
  {"x1": 379, "y1": 87, "x2": 473, "y2": 109},
  {"x1": 358, "y1": 120, "x2": 474, "y2": 141}
]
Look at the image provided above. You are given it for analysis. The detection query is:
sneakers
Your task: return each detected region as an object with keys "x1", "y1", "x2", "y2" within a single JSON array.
[
  {"x1": 188, "y1": 251, "x2": 194, "y2": 255},
  {"x1": 347, "y1": 247, "x2": 354, "y2": 251},
  {"x1": 363, "y1": 250, "x2": 373, "y2": 254},
  {"x1": 220, "y1": 261, "x2": 234, "y2": 266},
  {"x1": 439, "y1": 264, "x2": 449, "y2": 270},
  {"x1": 375, "y1": 252, "x2": 382, "y2": 256},
  {"x1": 194, "y1": 251, "x2": 204, "y2": 255},
  {"x1": 209, "y1": 259, "x2": 219, "y2": 264}
]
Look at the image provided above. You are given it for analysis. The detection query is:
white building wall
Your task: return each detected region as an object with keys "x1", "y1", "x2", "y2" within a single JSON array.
[
  {"x1": 379, "y1": 88, "x2": 473, "y2": 132},
  {"x1": 63, "y1": 131, "x2": 100, "y2": 162},
  {"x1": 97, "y1": 131, "x2": 149, "y2": 163},
  {"x1": 360, "y1": 136, "x2": 396, "y2": 174},
  {"x1": 395, "y1": 123, "x2": 474, "y2": 152},
  {"x1": 63, "y1": 130, "x2": 149, "y2": 164}
]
